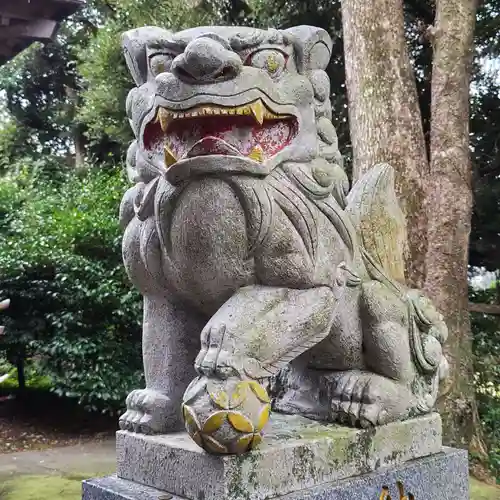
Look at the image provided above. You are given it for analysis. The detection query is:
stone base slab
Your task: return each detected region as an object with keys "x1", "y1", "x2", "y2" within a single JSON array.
[
  {"x1": 115, "y1": 413, "x2": 442, "y2": 500},
  {"x1": 83, "y1": 447, "x2": 468, "y2": 500}
]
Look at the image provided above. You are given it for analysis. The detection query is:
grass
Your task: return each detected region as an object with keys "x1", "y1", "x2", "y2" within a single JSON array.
[
  {"x1": 0, "y1": 475, "x2": 498, "y2": 500},
  {"x1": 1, "y1": 476, "x2": 82, "y2": 500},
  {"x1": 470, "y1": 477, "x2": 500, "y2": 499}
]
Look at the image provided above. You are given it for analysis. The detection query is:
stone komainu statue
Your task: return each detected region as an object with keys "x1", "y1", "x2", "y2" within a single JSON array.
[{"x1": 118, "y1": 25, "x2": 449, "y2": 455}]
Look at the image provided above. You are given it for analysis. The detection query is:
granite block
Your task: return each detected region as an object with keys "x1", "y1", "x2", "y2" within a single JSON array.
[
  {"x1": 83, "y1": 476, "x2": 172, "y2": 500},
  {"x1": 83, "y1": 447, "x2": 468, "y2": 500},
  {"x1": 116, "y1": 413, "x2": 442, "y2": 500},
  {"x1": 284, "y1": 447, "x2": 469, "y2": 500}
]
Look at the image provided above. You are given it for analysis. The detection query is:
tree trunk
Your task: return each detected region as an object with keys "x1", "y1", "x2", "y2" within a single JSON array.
[
  {"x1": 341, "y1": 0, "x2": 429, "y2": 287},
  {"x1": 16, "y1": 349, "x2": 26, "y2": 395},
  {"x1": 341, "y1": 0, "x2": 488, "y2": 466},
  {"x1": 73, "y1": 124, "x2": 86, "y2": 170},
  {"x1": 64, "y1": 84, "x2": 86, "y2": 170},
  {"x1": 424, "y1": 0, "x2": 485, "y2": 457}
]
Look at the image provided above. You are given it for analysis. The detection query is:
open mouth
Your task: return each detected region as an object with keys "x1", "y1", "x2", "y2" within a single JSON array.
[{"x1": 143, "y1": 99, "x2": 298, "y2": 168}]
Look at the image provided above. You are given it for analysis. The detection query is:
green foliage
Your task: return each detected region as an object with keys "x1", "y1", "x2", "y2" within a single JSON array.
[
  {"x1": 0, "y1": 119, "x2": 34, "y2": 175},
  {"x1": 0, "y1": 42, "x2": 80, "y2": 158},
  {"x1": 0, "y1": 166, "x2": 143, "y2": 412},
  {"x1": 471, "y1": 287, "x2": 500, "y2": 481},
  {"x1": 0, "y1": 358, "x2": 52, "y2": 391}
]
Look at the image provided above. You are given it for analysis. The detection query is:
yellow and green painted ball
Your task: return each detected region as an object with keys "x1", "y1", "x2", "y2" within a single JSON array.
[{"x1": 182, "y1": 376, "x2": 271, "y2": 455}]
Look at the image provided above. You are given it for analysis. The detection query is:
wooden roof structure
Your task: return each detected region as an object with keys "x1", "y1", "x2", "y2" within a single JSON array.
[{"x1": 0, "y1": 0, "x2": 83, "y2": 66}]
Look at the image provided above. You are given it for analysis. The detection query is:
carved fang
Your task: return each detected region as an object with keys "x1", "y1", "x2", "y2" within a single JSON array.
[
  {"x1": 250, "y1": 100, "x2": 265, "y2": 126},
  {"x1": 158, "y1": 108, "x2": 172, "y2": 132},
  {"x1": 164, "y1": 146, "x2": 177, "y2": 167},
  {"x1": 248, "y1": 145, "x2": 264, "y2": 163}
]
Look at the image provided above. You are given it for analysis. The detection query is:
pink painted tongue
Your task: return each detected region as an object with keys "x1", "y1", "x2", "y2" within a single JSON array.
[
  {"x1": 164, "y1": 117, "x2": 294, "y2": 160},
  {"x1": 186, "y1": 137, "x2": 241, "y2": 158}
]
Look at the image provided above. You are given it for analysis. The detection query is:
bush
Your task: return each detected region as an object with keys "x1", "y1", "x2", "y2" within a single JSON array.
[
  {"x1": 0, "y1": 357, "x2": 52, "y2": 391},
  {"x1": 0, "y1": 164, "x2": 143, "y2": 413},
  {"x1": 471, "y1": 287, "x2": 500, "y2": 481}
]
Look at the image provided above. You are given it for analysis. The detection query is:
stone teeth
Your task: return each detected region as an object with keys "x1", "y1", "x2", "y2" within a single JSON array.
[
  {"x1": 264, "y1": 109, "x2": 279, "y2": 119},
  {"x1": 158, "y1": 103, "x2": 280, "y2": 124},
  {"x1": 250, "y1": 100, "x2": 265, "y2": 126},
  {"x1": 164, "y1": 146, "x2": 177, "y2": 167},
  {"x1": 248, "y1": 145, "x2": 264, "y2": 163}
]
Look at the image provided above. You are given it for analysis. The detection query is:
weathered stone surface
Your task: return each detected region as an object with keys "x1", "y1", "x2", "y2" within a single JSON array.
[
  {"x1": 84, "y1": 447, "x2": 467, "y2": 500},
  {"x1": 116, "y1": 413, "x2": 442, "y2": 500},
  {"x1": 83, "y1": 476, "x2": 172, "y2": 500},
  {"x1": 117, "y1": 23, "x2": 450, "y2": 454}
]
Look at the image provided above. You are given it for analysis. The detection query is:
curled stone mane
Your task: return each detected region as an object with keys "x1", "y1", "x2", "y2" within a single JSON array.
[{"x1": 153, "y1": 166, "x2": 355, "y2": 267}]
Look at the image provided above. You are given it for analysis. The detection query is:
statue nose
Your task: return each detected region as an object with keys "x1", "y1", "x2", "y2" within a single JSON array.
[{"x1": 171, "y1": 37, "x2": 242, "y2": 83}]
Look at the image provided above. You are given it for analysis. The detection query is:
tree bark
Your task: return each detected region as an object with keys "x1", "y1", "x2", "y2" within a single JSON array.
[
  {"x1": 73, "y1": 124, "x2": 86, "y2": 170},
  {"x1": 341, "y1": 0, "x2": 429, "y2": 287},
  {"x1": 341, "y1": 0, "x2": 488, "y2": 465},
  {"x1": 64, "y1": 84, "x2": 86, "y2": 170},
  {"x1": 16, "y1": 354, "x2": 25, "y2": 394},
  {"x1": 424, "y1": 0, "x2": 485, "y2": 456}
]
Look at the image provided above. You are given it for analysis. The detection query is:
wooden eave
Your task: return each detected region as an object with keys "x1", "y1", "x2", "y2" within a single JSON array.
[{"x1": 0, "y1": 0, "x2": 83, "y2": 66}]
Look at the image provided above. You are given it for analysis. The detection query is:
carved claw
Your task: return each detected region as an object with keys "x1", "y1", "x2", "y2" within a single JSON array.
[
  {"x1": 195, "y1": 348, "x2": 243, "y2": 379},
  {"x1": 119, "y1": 389, "x2": 182, "y2": 434},
  {"x1": 195, "y1": 323, "x2": 244, "y2": 379},
  {"x1": 328, "y1": 371, "x2": 413, "y2": 428}
]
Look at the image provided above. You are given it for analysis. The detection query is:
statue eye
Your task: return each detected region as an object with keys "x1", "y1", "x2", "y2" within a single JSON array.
[
  {"x1": 248, "y1": 49, "x2": 287, "y2": 78},
  {"x1": 149, "y1": 53, "x2": 174, "y2": 76}
]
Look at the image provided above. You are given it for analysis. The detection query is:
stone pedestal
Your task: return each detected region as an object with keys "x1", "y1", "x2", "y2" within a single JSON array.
[{"x1": 82, "y1": 414, "x2": 469, "y2": 500}]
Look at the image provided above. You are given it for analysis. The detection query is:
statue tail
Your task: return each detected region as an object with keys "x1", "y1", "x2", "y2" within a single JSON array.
[
  {"x1": 346, "y1": 165, "x2": 449, "y2": 413},
  {"x1": 345, "y1": 164, "x2": 407, "y2": 287}
]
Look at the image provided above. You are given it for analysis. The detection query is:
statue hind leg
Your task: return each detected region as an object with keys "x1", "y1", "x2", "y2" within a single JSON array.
[
  {"x1": 272, "y1": 281, "x2": 419, "y2": 428},
  {"x1": 326, "y1": 279, "x2": 445, "y2": 428}
]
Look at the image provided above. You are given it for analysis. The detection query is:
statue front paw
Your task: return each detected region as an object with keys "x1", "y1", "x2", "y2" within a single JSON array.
[
  {"x1": 119, "y1": 389, "x2": 182, "y2": 434},
  {"x1": 194, "y1": 322, "x2": 242, "y2": 379},
  {"x1": 195, "y1": 346, "x2": 242, "y2": 379}
]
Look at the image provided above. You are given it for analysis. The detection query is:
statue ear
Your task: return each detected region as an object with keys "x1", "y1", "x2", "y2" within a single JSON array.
[
  {"x1": 284, "y1": 26, "x2": 333, "y2": 72},
  {"x1": 122, "y1": 26, "x2": 173, "y2": 86}
]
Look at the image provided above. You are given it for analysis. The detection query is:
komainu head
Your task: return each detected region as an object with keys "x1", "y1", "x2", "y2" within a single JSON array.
[{"x1": 122, "y1": 25, "x2": 342, "y2": 186}]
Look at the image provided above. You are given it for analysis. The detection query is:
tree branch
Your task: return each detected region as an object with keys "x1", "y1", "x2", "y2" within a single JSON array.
[{"x1": 469, "y1": 302, "x2": 500, "y2": 315}]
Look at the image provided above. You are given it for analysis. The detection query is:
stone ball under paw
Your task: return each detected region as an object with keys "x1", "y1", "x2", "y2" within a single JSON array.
[{"x1": 182, "y1": 376, "x2": 271, "y2": 455}]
